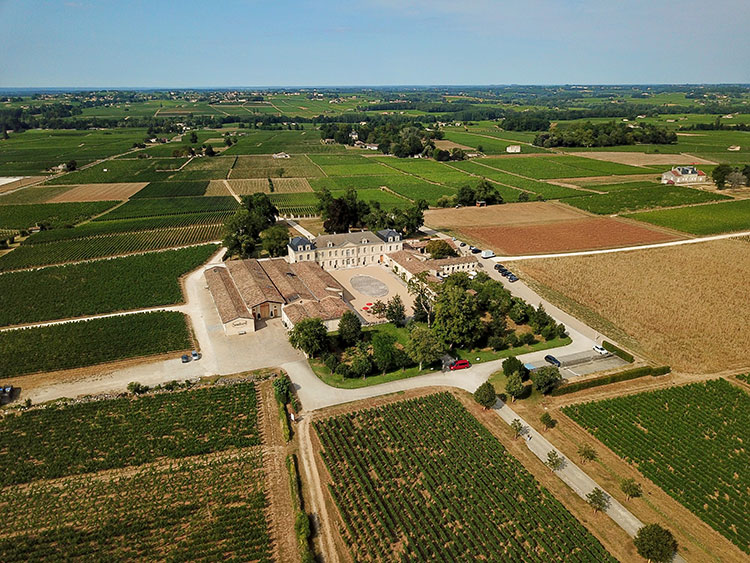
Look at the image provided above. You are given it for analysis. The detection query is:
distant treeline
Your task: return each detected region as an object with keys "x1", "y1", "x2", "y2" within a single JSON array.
[{"x1": 533, "y1": 121, "x2": 677, "y2": 148}]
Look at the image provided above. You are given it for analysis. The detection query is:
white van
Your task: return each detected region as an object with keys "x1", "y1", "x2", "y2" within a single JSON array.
[{"x1": 480, "y1": 249, "x2": 495, "y2": 259}]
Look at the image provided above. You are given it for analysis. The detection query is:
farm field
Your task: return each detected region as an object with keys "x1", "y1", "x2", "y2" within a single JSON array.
[
  {"x1": 45, "y1": 182, "x2": 148, "y2": 202},
  {"x1": 627, "y1": 198, "x2": 750, "y2": 235},
  {"x1": 569, "y1": 180, "x2": 662, "y2": 192},
  {"x1": 443, "y1": 130, "x2": 548, "y2": 154},
  {"x1": 0, "y1": 245, "x2": 217, "y2": 326},
  {"x1": 45, "y1": 158, "x2": 189, "y2": 184},
  {"x1": 166, "y1": 155, "x2": 235, "y2": 181},
  {"x1": 479, "y1": 155, "x2": 657, "y2": 179},
  {"x1": 315, "y1": 392, "x2": 616, "y2": 562},
  {"x1": 94, "y1": 195, "x2": 238, "y2": 221},
  {"x1": 563, "y1": 379, "x2": 749, "y2": 554},
  {"x1": 0, "y1": 225, "x2": 221, "y2": 271},
  {"x1": 130, "y1": 180, "x2": 208, "y2": 198},
  {"x1": 223, "y1": 129, "x2": 347, "y2": 155},
  {"x1": 0, "y1": 311, "x2": 192, "y2": 378},
  {"x1": 308, "y1": 154, "x2": 401, "y2": 176},
  {"x1": 0, "y1": 382, "x2": 272, "y2": 562},
  {"x1": 205, "y1": 177, "x2": 312, "y2": 196},
  {"x1": 517, "y1": 239, "x2": 750, "y2": 371},
  {"x1": 426, "y1": 200, "x2": 604, "y2": 228},
  {"x1": 229, "y1": 154, "x2": 324, "y2": 178},
  {"x1": 564, "y1": 185, "x2": 731, "y2": 215},
  {"x1": 566, "y1": 151, "x2": 716, "y2": 167},
  {"x1": 0, "y1": 185, "x2": 76, "y2": 204},
  {"x1": 309, "y1": 175, "x2": 457, "y2": 205},
  {"x1": 0, "y1": 201, "x2": 117, "y2": 230},
  {"x1": 462, "y1": 217, "x2": 679, "y2": 255},
  {"x1": 373, "y1": 157, "x2": 478, "y2": 188}
]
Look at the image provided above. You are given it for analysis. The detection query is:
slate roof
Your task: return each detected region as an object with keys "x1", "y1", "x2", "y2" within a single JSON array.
[{"x1": 289, "y1": 236, "x2": 313, "y2": 251}]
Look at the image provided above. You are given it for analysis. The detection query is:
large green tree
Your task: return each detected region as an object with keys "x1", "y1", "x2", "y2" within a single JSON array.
[
  {"x1": 586, "y1": 488, "x2": 609, "y2": 513},
  {"x1": 289, "y1": 318, "x2": 328, "y2": 358},
  {"x1": 473, "y1": 381, "x2": 497, "y2": 409},
  {"x1": 531, "y1": 366, "x2": 563, "y2": 394},
  {"x1": 371, "y1": 332, "x2": 398, "y2": 375},
  {"x1": 633, "y1": 524, "x2": 678, "y2": 563},
  {"x1": 711, "y1": 164, "x2": 733, "y2": 189},
  {"x1": 223, "y1": 193, "x2": 279, "y2": 258},
  {"x1": 433, "y1": 285, "x2": 481, "y2": 349},
  {"x1": 405, "y1": 325, "x2": 444, "y2": 370},
  {"x1": 337, "y1": 310, "x2": 362, "y2": 347},
  {"x1": 425, "y1": 239, "x2": 457, "y2": 259},
  {"x1": 385, "y1": 294, "x2": 406, "y2": 326},
  {"x1": 262, "y1": 224, "x2": 289, "y2": 257},
  {"x1": 505, "y1": 372, "x2": 525, "y2": 402}
]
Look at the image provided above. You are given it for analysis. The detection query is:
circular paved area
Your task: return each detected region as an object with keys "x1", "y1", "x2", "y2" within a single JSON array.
[{"x1": 350, "y1": 275, "x2": 389, "y2": 298}]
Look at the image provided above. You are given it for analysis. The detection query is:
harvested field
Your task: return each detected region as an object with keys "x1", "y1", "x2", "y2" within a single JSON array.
[
  {"x1": 573, "y1": 151, "x2": 716, "y2": 166},
  {"x1": 206, "y1": 177, "x2": 312, "y2": 196},
  {"x1": 463, "y1": 217, "x2": 681, "y2": 255},
  {"x1": 425, "y1": 201, "x2": 586, "y2": 229},
  {"x1": 518, "y1": 239, "x2": 750, "y2": 372},
  {"x1": 46, "y1": 183, "x2": 148, "y2": 202},
  {"x1": 0, "y1": 176, "x2": 44, "y2": 194},
  {"x1": 433, "y1": 139, "x2": 473, "y2": 151}
]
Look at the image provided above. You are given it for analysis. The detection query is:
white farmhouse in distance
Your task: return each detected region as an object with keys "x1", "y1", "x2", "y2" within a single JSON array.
[
  {"x1": 661, "y1": 166, "x2": 708, "y2": 184},
  {"x1": 506, "y1": 145, "x2": 521, "y2": 153}
]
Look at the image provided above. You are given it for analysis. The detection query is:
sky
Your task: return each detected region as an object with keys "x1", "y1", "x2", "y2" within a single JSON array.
[{"x1": 1, "y1": 0, "x2": 749, "y2": 88}]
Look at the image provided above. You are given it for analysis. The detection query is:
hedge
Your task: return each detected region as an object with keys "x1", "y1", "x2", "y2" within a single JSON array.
[
  {"x1": 602, "y1": 340, "x2": 634, "y2": 363},
  {"x1": 551, "y1": 365, "x2": 672, "y2": 396}
]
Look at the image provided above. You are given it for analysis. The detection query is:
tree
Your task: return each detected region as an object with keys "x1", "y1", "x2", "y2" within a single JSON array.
[
  {"x1": 621, "y1": 478, "x2": 643, "y2": 500},
  {"x1": 711, "y1": 163, "x2": 733, "y2": 189},
  {"x1": 502, "y1": 356, "x2": 528, "y2": 380},
  {"x1": 510, "y1": 418, "x2": 523, "y2": 440},
  {"x1": 223, "y1": 193, "x2": 279, "y2": 258},
  {"x1": 531, "y1": 366, "x2": 562, "y2": 394},
  {"x1": 66, "y1": 160, "x2": 77, "y2": 172},
  {"x1": 262, "y1": 224, "x2": 289, "y2": 257},
  {"x1": 289, "y1": 318, "x2": 328, "y2": 358},
  {"x1": 189, "y1": 131, "x2": 198, "y2": 143},
  {"x1": 276, "y1": 167, "x2": 285, "y2": 178},
  {"x1": 425, "y1": 239, "x2": 457, "y2": 259},
  {"x1": 272, "y1": 374, "x2": 293, "y2": 404},
  {"x1": 473, "y1": 381, "x2": 497, "y2": 409},
  {"x1": 505, "y1": 372, "x2": 524, "y2": 402},
  {"x1": 546, "y1": 450, "x2": 564, "y2": 470},
  {"x1": 204, "y1": 144, "x2": 215, "y2": 156},
  {"x1": 405, "y1": 325, "x2": 444, "y2": 370},
  {"x1": 540, "y1": 411, "x2": 556, "y2": 431},
  {"x1": 633, "y1": 524, "x2": 678, "y2": 563},
  {"x1": 726, "y1": 170, "x2": 747, "y2": 188},
  {"x1": 371, "y1": 332, "x2": 397, "y2": 375},
  {"x1": 578, "y1": 444, "x2": 597, "y2": 464},
  {"x1": 517, "y1": 191, "x2": 530, "y2": 202},
  {"x1": 433, "y1": 285, "x2": 481, "y2": 349},
  {"x1": 456, "y1": 184, "x2": 476, "y2": 206},
  {"x1": 385, "y1": 294, "x2": 407, "y2": 326},
  {"x1": 338, "y1": 311, "x2": 362, "y2": 347},
  {"x1": 369, "y1": 300, "x2": 387, "y2": 319},
  {"x1": 407, "y1": 271, "x2": 437, "y2": 328},
  {"x1": 586, "y1": 488, "x2": 609, "y2": 513},
  {"x1": 127, "y1": 381, "x2": 149, "y2": 395}
]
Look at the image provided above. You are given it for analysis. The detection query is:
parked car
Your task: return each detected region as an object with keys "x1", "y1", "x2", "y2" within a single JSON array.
[
  {"x1": 507, "y1": 275, "x2": 519, "y2": 283},
  {"x1": 191, "y1": 350, "x2": 200, "y2": 361},
  {"x1": 480, "y1": 249, "x2": 495, "y2": 259},
  {"x1": 593, "y1": 344, "x2": 608, "y2": 356},
  {"x1": 544, "y1": 354, "x2": 561, "y2": 367},
  {"x1": 501, "y1": 270, "x2": 511, "y2": 277},
  {"x1": 181, "y1": 354, "x2": 191, "y2": 363},
  {"x1": 459, "y1": 242, "x2": 467, "y2": 247},
  {"x1": 449, "y1": 359, "x2": 472, "y2": 371},
  {"x1": 471, "y1": 247, "x2": 481, "y2": 254}
]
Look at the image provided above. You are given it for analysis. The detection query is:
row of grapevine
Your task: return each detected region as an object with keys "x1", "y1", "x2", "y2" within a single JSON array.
[
  {"x1": 315, "y1": 392, "x2": 616, "y2": 562},
  {"x1": 0, "y1": 245, "x2": 217, "y2": 327},
  {"x1": 0, "y1": 201, "x2": 118, "y2": 230},
  {"x1": 94, "y1": 196, "x2": 238, "y2": 221},
  {"x1": 0, "y1": 225, "x2": 222, "y2": 271},
  {"x1": 22, "y1": 211, "x2": 232, "y2": 245},
  {"x1": 0, "y1": 311, "x2": 192, "y2": 379},
  {"x1": 563, "y1": 379, "x2": 750, "y2": 554}
]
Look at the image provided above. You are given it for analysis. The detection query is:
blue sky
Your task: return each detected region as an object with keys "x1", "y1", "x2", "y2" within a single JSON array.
[{"x1": 1, "y1": 0, "x2": 748, "y2": 87}]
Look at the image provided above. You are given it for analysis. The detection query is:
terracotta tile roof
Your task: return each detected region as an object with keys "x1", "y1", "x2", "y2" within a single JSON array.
[
  {"x1": 205, "y1": 267, "x2": 252, "y2": 323},
  {"x1": 258, "y1": 258, "x2": 313, "y2": 303},
  {"x1": 289, "y1": 261, "x2": 345, "y2": 301},
  {"x1": 225, "y1": 259, "x2": 284, "y2": 308},
  {"x1": 283, "y1": 295, "x2": 351, "y2": 325}
]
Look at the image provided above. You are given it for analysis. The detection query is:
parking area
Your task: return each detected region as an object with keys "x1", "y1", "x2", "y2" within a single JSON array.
[
  {"x1": 526, "y1": 350, "x2": 629, "y2": 378},
  {"x1": 328, "y1": 265, "x2": 416, "y2": 323}
]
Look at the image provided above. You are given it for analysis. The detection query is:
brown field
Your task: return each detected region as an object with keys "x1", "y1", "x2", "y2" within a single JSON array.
[
  {"x1": 574, "y1": 151, "x2": 716, "y2": 166},
  {"x1": 206, "y1": 177, "x2": 312, "y2": 196},
  {"x1": 463, "y1": 217, "x2": 681, "y2": 255},
  {"x1": 425, "y1": 201, "x2": 586, "y2": 228},
  {"x1": 517, "y1": 239, "x2": 750, "y2": 372},
  {"x1": 47, "y1": 183, "x2": 148, "y2": 202},
  {"x1": 433, "y1": 139, "x2": 473, "y2": 151},
  {"x1": 0, "y1": 176, "x2": 44, "y2": 194}
]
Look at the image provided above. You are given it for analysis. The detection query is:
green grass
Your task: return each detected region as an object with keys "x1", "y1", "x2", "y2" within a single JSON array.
[
  {"x1": 443, "y1": 130, "x2": 548, "y2": 154},
  {"x1": 627, "y1": 198, "x2": 750, "y2": 234},
  {"x1": 229, "y1": 154, "x2": 324, "y2": 179},
  {"x1": 94, "y1": 196, "x2": 238, "y2": 221},
  {"x1": 309, "y1": 175, "x2": 456, "y2": 205},
  {"x1": 563, "y1": 379, "x2": 749, "y2": 554},
  {"x1": 45, "y1": 157, "x2": 189, "y2": 184},
  {"x1": 0, "y1": 201, "x2": 118, "y2": 229},
  {"x1": 0, "y1": 186, "x2": 75, "y2": 205},
  {"x1": 315, "y1": 393, "x2": 617, "y2": 561},
  {"x1": 0, "y1": 245, "x2": 217, "y2": 326},
  {"x1": 574, "y1": 180, "x2": 662, "y2": 192},
  {"x1": 373, "y1": 157, "x2": 478, "y2": 188},
  {"x1": 130, "y1": 180, "x2": 208, "y2": 198},
  {"x1": 479, "y1": 155, "x2": 652, "y2": 179},
  {"x1": 0, "y1": 311, "x2": 192, "y2": 378},
  {"x1": 564, "y1": 185, "x2": 731, "y2": 215},
  {"x1": 308, "y1": 154, "x2": 399, "y2": 176}
]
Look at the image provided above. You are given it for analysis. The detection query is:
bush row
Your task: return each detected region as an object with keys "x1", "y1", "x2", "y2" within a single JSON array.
[
  {"x1": 602, "y1": 340, "x2": 635, "y2": 363},
  {"x1": 551, "y1": 365, "x2": 672, "y2": 396}
]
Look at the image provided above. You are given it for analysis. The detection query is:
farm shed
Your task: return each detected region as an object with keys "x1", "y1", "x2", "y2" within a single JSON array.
[{"x1": 661, "y1": 166, "x2": 707, "y2": 184}]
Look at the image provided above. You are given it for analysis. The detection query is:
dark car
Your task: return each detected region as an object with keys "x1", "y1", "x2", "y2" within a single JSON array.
[
  {"x1": 508, "y1": 275, "x2": 519, "y2": 283},
  {"x1": 181, "y1": 354, "x2": 191, "y2": 363},
  {"x1": 449, "y1": 359, "x2": 472, "y2": 371},
  {"x1": 544, "y1": 354, "x2": 561, "y2": 367},
  {"x1": 501, "y1": 270, "x2": 512, "y2": 277},
  {"x1": 494, "y1": 263, "x2": 505, "y2": 271},
  {"x1": 459, "y1": 242, "x2": 467, "y2": 247},
  {"x1": 471, "y1": 247, "x2": 481, "y2": 254}
]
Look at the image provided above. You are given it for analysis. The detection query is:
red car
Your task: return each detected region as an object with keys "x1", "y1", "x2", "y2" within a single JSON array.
[{"x1": 449, "y1": 359, "x2": 471, "y2": 371}]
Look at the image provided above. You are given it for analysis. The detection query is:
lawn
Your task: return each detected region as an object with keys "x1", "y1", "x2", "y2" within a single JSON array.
[{"x1": 627, "y1": 198, "x2": 750, "y2": 234}]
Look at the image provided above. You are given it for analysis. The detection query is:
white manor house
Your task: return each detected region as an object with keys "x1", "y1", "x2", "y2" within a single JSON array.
[{"x1": 287, "y1": 229, "x2": 403, "y2": 270}]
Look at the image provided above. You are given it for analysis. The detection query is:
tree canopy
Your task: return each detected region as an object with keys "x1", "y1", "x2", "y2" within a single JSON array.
[
  {"x1": 289, "y1": 318, "x2": 328, "y2": 358},
  {"x1": 633, "y1": 524, "x2": 678, "y2": 563},
  {"x1": 473, "y1": 381, "x2": 497, "y2": 409}
]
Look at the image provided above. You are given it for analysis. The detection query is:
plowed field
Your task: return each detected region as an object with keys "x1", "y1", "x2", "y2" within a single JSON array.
[{"x1": 48, "y1": 183, "x2": 148, "y2": 202}]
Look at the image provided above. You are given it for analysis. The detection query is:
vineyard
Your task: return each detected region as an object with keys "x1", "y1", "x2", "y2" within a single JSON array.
[
  {"x1": 130, "y1": 180, "x2": 209, "y2": 198},
  {"x1": 0, "y1": 201, "x2": 118, "y2": 230},
  {"x1": 93, "y1": 196, "x2": 238, "y2": 221},
  {"x1": 270, "y1": 192, "x2": 320, "y2": 216},
  {"x1": 563, "y1": 379, "x2": 750, "y2": 554},
  {"x1": 0, "y1": 245, "x2": 217, "y2": 326},
  {"x1": 0, "y1": 382, "x2": 272, "y2": 562},
  {"x1": 0, "y1": 311, "x2": 192, "y2": 378},
  {"x1": 0, "y1": 225, "x2": 221, "y2": 270},
  {"x1": 315, "y1": 392, "x2": 616, "y2": 562}
]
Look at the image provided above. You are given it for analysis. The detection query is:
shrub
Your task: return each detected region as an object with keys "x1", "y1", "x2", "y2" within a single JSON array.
[
  {"x1": 602, "y1": 341, "x2": 634, "y2": 363},
  {"x1": 519, "y1": 332, "x2": 536, "y2": 346},
  {"x1": 334, "y1": 363, "x2": 352, "y2": 379},
  {"x1": 551, "y1": 366, "x2": 671, "y2": 396},
  {"x1": 488, "y1": 335, "x2": 507, "y2": 351}
]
